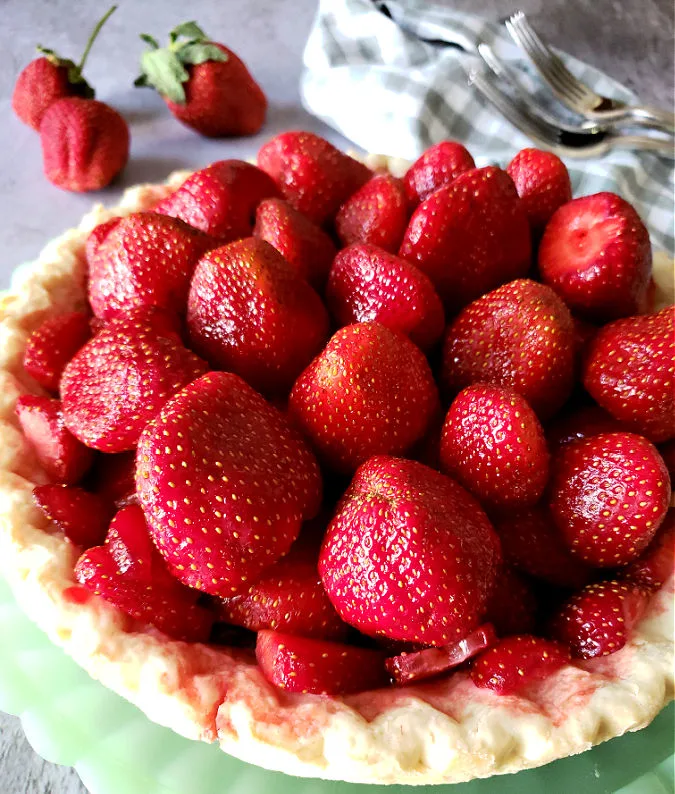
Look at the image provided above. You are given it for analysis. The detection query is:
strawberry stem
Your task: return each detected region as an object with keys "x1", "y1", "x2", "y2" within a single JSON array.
[{"x1": 78, "y1": 5, "x2": 118, "y2": 71}]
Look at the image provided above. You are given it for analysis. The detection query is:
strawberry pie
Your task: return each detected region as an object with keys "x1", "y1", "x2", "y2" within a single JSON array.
[{"x1": 0, "y1": 132, "x2": 673, "y2": 785}]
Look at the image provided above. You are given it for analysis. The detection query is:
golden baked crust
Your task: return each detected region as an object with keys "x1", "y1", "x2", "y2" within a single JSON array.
[{"x1": 0, "y1": 165, "x2": 673, "y2": 785}]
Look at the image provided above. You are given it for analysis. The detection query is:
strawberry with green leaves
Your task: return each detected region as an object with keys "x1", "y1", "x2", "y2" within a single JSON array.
[{"x1": 135, "y1": 21, "x2": 266, "y2": 137}]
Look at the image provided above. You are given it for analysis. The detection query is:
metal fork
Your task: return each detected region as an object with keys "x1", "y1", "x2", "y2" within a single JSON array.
[
  {"x1": 469, "y1": 67, "x2": 675, "y2": 159},
  {"x1": 505, "y1": 10, "x2": 675, "y2": 134}
]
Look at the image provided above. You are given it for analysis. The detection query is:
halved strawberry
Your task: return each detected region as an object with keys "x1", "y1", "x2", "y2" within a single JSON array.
[
  {"x1": 23, "y1": 312, "x2": 92, "y2": 393},
  {"x1": 89, "y1": 451, "x2": 137, "y2": 508},
  {"x1": 485, "y1": 566, "x2": 537, "y2": 637},
  {"x1": 319, "y1": 456, "x2": 501, "y2": 645},
  {"x1": 61, "y1": 307, "x2": 207, "y2": 452},
  {"x1": 403, "y1": 140, "x2": 475, "y2": 207},
  {"x1": 87, "y1": 211, "x2": 213, "y2": 320},
  {"x1": 442, "y1": 279, "x2": 575, "y2": 419},
  {"x1": 549, "y1": 432, "x2": 671, "y2": 567},
  {"x1": 155, "y1": 159, "x2": 280, "y2": 240},
  {"x1": 257, "y1": 131, "x2": 372, "y2": 226},
  {"x1": 506, "y1": 148, "x2": 572, "y2": 235},
  {"x1": 256, "y1": 630, "x2": 387, "y2": 695},
  {"x1": 187, "y1": 238, "x2": 329, "y2": 395},
  {"x1": 335, "y1": 173, "x2": 409, "y2": 253},
  {"x1": 538, "y1": 192, "x2": 651, "y2": 322},
  {"x1": 217, "y1": 543, "x2": 346, "y2": 639},
  {"x1": 399, "y1": 166, "x2": 531, "y2": 311},
  {"x1": 550, "y1": 580, "x2": 650, "y2": 659},
  {"x1": 136, "y1": 372, "x2": 322, "y2": 597},
  {"x1": 583, "y1": 307, "x2": 675, "y2": 443},
  {"x1": 492, "y1": 505, "x2": 592, "y2": 589},
  {"x1": 546, "y1": 404, "x2": 629, "y2": 453},
  {"x1": 440, "y1": 384, "x2": 549, "y2": 508},
  {"x1": 289, "y1": 323, "x2": 439, "y2": 473},
  {"x1": 621, "y1": 510, "x2": 674, "y2": 591},
  {"x1": 253, "y1": 197, "x2": 336, "y2": 288},
  {"x1": 16, "y1": 395, "x2": 93, "y2": 484},
  {"x1": 471, "y1": 635, "x2": 570, "y2": 694},
  {"x1": 33, "y1": 484, "x2": 112, "y2": 548},
  {"x1": 385, "y1": 624, "x2": 497, "y2": 684},
  {"x1": 326, "y1": 243, "x2": 445, "y2": 352}
]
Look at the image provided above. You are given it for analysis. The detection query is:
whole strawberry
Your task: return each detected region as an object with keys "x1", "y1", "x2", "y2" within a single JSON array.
[
  {"x1": 335, "y1": 173, "x2": 409, "y2": 253},
  {"x1": 546, "y1": 404, "x2": 628, "y2": 453},
  {"x1": 319, "y1": 456, "x2": 501, "y2": 645},
  {"x1": 289, "y1": 323, "x2": 439, "y2": 473},
  {"x1": 506, "y1": 148, "x2": 572, "y2": 235},
  {"x1": 399, "y1": 166, "x2": 531, "y2": 311},
  {"x1": 257, "y1": 131, "x2": 372, "y2": 226},
  {"x1": 88, "y1": 211, "x2": 213, "y2": 320},
  {"x1": 539, "y1": 192, "x2": 652, "y2": 321},
  {"x1": 33, "y1": 484, "x2": 112, "y2": 548},
  {"x1": 549, "y1": 432, "x2": 671, "y2": 567},
  {"x1": 253, "y1": 198, "x2": 336, "y2": 288},
  {"x1": 326, "y1": 243, "x2": 445, "y2": 351},
  {"x1": 485, "y1": 567, "x2": 536, "y2": 637},
  {"x1": 403, "y1": 141, "x2": 475, "y2": 207},
  {"x1": 136, "y1": 372, "x2": 322, "y2": 597},
  {"x1": 135, "y1": 22, "x2": 266, "y2": 137},
  {"x1": 12, "y1": 6, "x2": 116, "y2": 130},
  {"x1": 23, "y1": 312, "x2": 92, "y2": 393},
  {"x1": 442, "y1": 279, "x2": 575, "y2": 419},
  {"x1": 440, "y1": 385, "x2": 550, "y2": 508},
  {"x1": 187, "y1": 238, "x2": 329, "y2": 395},
  {"x1": 155, "y1": 160, "x2": 279, "y2": 241},
  {"x1": 40, "y1": 97, "x2": 129, "y2": 191},
  {"x1": 583, "y1": 307, "x2": 675, "y2": 443},
  {"x1": 61, "y1": 307, "x2": 207, "y2": 452}
]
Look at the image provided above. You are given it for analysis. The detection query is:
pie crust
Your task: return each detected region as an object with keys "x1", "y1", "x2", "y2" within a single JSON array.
[{"x1": 0, "y1": 161, "x2": 673, "y2": 786}]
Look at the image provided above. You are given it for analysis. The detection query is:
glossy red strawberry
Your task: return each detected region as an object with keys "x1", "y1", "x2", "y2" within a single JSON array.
[
  {"x1": 289, "y1": 323, "x2": 439, "y2": 473},
  {"x1": 187, "y1": 238, "x2": 329, "y2": 395},
  {"x1": 40, "y1": 98, "x2": 129, "y2": 192},
  {"x1": 11, "y1": 6, "x2": 115, "y2": 130},
  {"x1": 155, "y1": 160, "x2": 280, "y2": 241},
  {"x1": 75, "y1": 507, "x2": 213, "y2": 643},
  {"x1": 471, "y1": 635, "x2": 570, "y2": 694},
  {"x1": 549, "y1": 432, "x2": 671, "y2": 567},
  {"x1": 583, "y1": 308, "x2": 675, "y2": 443},
  {"x1": 399, "y1": 166, "x2": 531, "y2": 311},
  {"x1": 136, "y1": 372, "x2": 322, "y2": 597},
  {"x1": 492, "y1": 505, "x2": 592, "y2": 589},
  {"x1": 546, "y1": 405, "x2": 628, "y2": 453},
  {"x1": 386, "y1": 624, "x2": 497, "y2": 684},
  {"x1": 33, "y1": 484, "x2": 112, "y2": 548},
  {"x1": 485, "y1": 566, "x2": 537, "y2": 637},
  {"x1": 621, "y1": 510, "x2": 675, "y2": 591},
  {"x1": 319, "y1": 456, "x2": 501, "y2": 645},
  {"x1": 16, "y1": 395, "x2": 93, "y2": 484},
  {"x1": 403, "y1": 141, "x2": 475, "y2": 206},
  {"x1": 335, "y1": 173, "x2": 409, "y2": 253},
  {"x1": 87, "y1": 212, "x2": 213, "y2": 320},
  {"x1": 539, "y1": 192, "x2": 652, "y2": 321},
  {"x1": 257, "y1": 131, "x2": 372, "y2": 226},
  {"x1": 23, "y1": 312, "x2": 92, "y2": 392},
  {"x1": 253, "y1": 198, "x2": 336, "y2": 288},
  {"x1": 440, "y1": 385, "x2": 549, "y2": 508},
  {"x1": 61, "y1": 307, "x2": 207, "y2": 452},
  {"x1": 442, "y1": 279, "x2": 575, "y2": 419},
  {"x1": 85, "y1": 217, "x2": 122, "y2": 264},
  {"x1": 506, "y1": 148, "x2": 572, "y2": 235},
  {"x1": 217, "y1": 543, "x2": 346, "y2": 640},
  {"x1": 256, "y1": 630, "x2": 387, "y2": 695},
  {"x1": 550, "y1": 580, "x2": 650, "y2": 659},
  {"x1": 326, "y1": 243, "x2": 445, "y2": 351},
  {"x1": 136, "y1": 22, "x2": 266, "y2": 137}
]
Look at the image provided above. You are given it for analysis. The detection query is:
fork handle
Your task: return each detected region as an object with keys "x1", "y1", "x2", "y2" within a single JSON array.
[
  {"x1": 591, "y1": 105, "x2": 675, "y2": 135},
  {"x1": 608, "y1": 134, "x2": 675, "y2": 159}
]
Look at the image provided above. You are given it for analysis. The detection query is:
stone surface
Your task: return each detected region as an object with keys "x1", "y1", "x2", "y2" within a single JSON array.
[{"x1": 0, "y1": 1, "x2": 672, "y2": 792}]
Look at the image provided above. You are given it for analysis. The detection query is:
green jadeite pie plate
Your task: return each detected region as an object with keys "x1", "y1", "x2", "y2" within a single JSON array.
[{"x1": 0, "y1": 576, "x2": 672, "y2": 794}]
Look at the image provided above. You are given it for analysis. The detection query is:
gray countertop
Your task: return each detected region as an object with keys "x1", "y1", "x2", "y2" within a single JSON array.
[{"x1": 0, "y1": 1, "x2": 672, "y2": 792}]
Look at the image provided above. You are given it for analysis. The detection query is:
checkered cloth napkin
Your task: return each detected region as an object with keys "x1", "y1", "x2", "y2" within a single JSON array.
[{"x1": 301, "y1": 0, "x2": 674, "y2": 253}]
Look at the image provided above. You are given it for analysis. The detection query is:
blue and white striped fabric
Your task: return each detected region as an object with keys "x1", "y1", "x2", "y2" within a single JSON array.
[{"x1": 301, "y1": 0, "x2": 674, "y2": 254}]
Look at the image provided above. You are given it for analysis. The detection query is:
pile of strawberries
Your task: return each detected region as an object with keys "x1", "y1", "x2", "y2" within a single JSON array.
[
  {"x1": 17, "y1": 130, "x2": 674, "y2": 698},
  {"x1": 12, "y1": 11, "x2": 266, "y2": 192}
]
